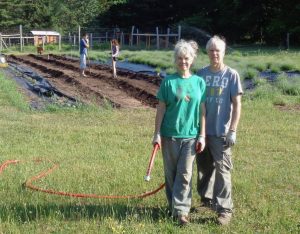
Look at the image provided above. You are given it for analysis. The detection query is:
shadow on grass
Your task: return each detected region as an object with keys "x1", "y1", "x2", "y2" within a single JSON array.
[
  {"x1": 0, "y1": 203, "x2": 173, "y2": 223},
  {"x1": 0, "y1": 202, "x2": 219, "y2": 226},
  {"x1": 190, "y1": 206, "x2": 217, "y2": 225}
]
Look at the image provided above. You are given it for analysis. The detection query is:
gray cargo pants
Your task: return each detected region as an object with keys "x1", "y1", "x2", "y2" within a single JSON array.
[
  {"x1": 196, "y1": 135, "x2": 233, "y2": 213},
  {"x1": 161, "y1": 137, "x2": 196, "y2": 217}
]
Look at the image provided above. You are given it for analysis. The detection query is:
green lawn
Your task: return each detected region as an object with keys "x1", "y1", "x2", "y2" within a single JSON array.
[{"x1": 0, "y1": 48, "x2": 300, "y2": 233}]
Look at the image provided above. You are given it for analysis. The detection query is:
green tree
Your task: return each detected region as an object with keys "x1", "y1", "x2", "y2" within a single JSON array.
[{"x1": 0, "y1": 0, "x2": 35, "y2": 29}]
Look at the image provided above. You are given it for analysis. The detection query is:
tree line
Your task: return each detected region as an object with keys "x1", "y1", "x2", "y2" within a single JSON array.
[{"x1": 0, "y1": 0, "x2": 299, "y2": 45}]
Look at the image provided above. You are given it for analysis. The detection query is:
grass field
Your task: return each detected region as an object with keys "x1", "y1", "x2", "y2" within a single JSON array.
[{"x1": 0, "y1": 47, "x2": 300, "y2": 233}]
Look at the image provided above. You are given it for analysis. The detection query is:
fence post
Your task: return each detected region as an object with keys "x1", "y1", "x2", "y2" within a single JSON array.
[
  {"x1": 166, "y1": 28, "x2": 170, "y2": 48},
  {"x1": 20, "y1": 25, "x2": 23, "y2": 52},
  {"x1": 178, "y1": 25, "x2": 181, "y2": 41},
  {"x1": 0, "y1": 33, "x2": 2, "y2": 52},
  {"x1": 286, "y1": 33, "x2": 290, "y2": 50},
  {"x1": 90, "y1": 33, "x2": 93, "y2": 49},
  {"x1": 73, "y1": 35, "x2": 76, "y2": 46},
  {"x1": 120, "y1": 32, "x2": 124, "y2": 46},
  {"x1": 59, "y1": 34, "x2": 61, "y2": 51},
  {"x1": 136, "y1": 28, "x2": 139, "y2": 46},
  {"x1": 156, "y1": 27, "x2": 159, "y2": 49},
  {"x1": 78, "y1": 26, "x2": 81, "y2": 53},
  {"x1": 69, "y1": 32, "x2": 71, "y2": 44},
  {"x1": 130, "y1": 26, "x2": 134, "y2": 46}
]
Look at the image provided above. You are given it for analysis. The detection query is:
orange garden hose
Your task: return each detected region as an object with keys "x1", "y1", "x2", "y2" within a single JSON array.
[
  {"x1": 144, "y1": 143, "x2": 160, "y2": 181},
  {"x1": 0, "y1": 157, "x2": 165, "y2": 199}
]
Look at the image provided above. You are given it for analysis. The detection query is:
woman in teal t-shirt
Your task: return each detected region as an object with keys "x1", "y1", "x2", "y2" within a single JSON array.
[{"x1": 152, "y1": 39, "x2": 206, "y2": 226}]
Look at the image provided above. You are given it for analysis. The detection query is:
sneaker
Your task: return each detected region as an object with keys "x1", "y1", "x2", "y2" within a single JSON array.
[
  {"x1": 81, "y1": 73, "x2": 87, "y2": 77},
  {"x1": 178, "y1": 215, "x2": 189, "y2": 226},
  {"x1": 201, "y1": 198, "x2": 213, "y2": 208},
  {"x1": 217, "y1": 212, "x2": 232, "y2": 225}
]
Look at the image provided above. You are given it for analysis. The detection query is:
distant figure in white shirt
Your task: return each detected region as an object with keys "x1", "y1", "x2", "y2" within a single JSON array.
[{"x1": 111, "y1": 39, "x2": 119, "y2": 78}]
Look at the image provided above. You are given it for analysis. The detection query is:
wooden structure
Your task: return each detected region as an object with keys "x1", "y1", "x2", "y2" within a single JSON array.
[
  {"x1": 31, "y1": 31, "x2": 60, "y2": 46},
  {"x1": 130, "y1": 26, "x2": 181, "y2": 49},
  {"x1": 0, "y1": 25, "x2": 29, "y2": 52}
]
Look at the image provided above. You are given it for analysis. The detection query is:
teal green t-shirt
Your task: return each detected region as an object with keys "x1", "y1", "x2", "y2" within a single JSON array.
[{"x1": 157, "y1": 73, "x2": 206, "y2": 138}]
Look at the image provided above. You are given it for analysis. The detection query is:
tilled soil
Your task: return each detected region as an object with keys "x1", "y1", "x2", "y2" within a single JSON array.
[{"x1": 7, "y1": 54, "x2": 162, "y2": 109}]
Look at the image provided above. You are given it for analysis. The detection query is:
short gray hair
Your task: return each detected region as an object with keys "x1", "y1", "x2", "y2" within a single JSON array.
[
  {"x1": 206, "y1": 36, "x2": 226, "y2": 53},
  {"x1": 174, "y1": 39, "x2": 199, "y2": 63}
]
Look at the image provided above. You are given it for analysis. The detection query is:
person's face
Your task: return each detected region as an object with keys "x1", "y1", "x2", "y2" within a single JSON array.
[
  {"x1": 176, "y1": 53, "x2": 193, "y2": 72},
  {"x1": 208, "y1": 43, "x2": 225, "y2": 66}
]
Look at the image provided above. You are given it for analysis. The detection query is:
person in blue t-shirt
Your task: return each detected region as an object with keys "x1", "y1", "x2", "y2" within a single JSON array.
[
  {"x1": 80, "y1": 33, "x2": 89, "y2": 77},
  {"x1": 152, "y1": 39, "x2": 206, "y2": 226},
  {"x1": 196, "y1": 35, "x2": 243, "y2": 225}
]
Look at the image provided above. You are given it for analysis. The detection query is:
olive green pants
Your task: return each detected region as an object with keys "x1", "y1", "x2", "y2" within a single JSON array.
[
  {"x1": 162, "y1": 137, "x2": 196, "y2": 217},
  {"x1": 196, "y1": 136, "x2": 233, "y2": 213}
]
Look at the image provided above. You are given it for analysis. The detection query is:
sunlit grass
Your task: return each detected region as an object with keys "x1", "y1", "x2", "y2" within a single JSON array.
[{"x1": 0, "y1": 48, "x2": 299, "y2": 232}]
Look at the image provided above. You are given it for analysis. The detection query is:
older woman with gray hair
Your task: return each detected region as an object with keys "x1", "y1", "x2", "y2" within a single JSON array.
[{"x1": 152, "y1": 39, "x2": 206, "y2": 226}]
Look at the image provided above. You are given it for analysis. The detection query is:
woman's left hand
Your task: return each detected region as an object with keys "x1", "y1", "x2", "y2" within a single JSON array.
[{"x1": 196, "y1": 136, "x2": 205, "y2": 153}]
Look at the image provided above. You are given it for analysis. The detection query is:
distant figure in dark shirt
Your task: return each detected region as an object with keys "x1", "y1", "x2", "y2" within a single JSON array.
[{"x1": 80, "y1": 33, "x2": 89, "y2": 77}]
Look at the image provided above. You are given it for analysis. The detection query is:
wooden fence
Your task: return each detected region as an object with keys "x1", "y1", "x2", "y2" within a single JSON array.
[
  {"x1": 130, "y1": 26, "x2": 181, "y2": 49},
  {"x1": 1, "y1": 25, "x2": 182, "y2": 52}
]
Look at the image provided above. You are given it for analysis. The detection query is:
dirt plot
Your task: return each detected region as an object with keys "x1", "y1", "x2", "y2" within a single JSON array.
[{"x1": 7, "y1": 54, "x2": 162, "y2": 109}]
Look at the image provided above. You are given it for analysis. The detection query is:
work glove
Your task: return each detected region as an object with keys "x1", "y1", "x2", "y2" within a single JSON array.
[
  {"x1": 226, "y1": 130, "x2": 236, "y2": 146},
  {"x1": 152, "y1": 133, "x2": 161, "y2": 148},
  {"x1": 196, "y1": 135, "x2": 205, "y2": 153}
]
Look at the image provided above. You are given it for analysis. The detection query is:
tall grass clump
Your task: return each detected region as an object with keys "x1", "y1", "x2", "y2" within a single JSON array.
[
  {"x1": 247, "y1": 77, "x2": 281, "y2": 101},
  {"x1": 269, "y1": 63, "x2": 281, "y2": 73},
  {"x1": 243, "y1": 67, "x2": 258, "y2": 80},
  {"x1": 247, "y1": 62, "x2": 266, "y2": 72},
  {"x1": 279, "y1": 63, "x2": 296, "y2": 71},
  {"x1": 275, "y1": 74, "x2": 300, "y2": 96}
]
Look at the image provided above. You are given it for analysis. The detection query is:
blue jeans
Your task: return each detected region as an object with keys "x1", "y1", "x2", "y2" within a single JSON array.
[{"x1": 161, "y1": 137, "x2": 196, "y2": 216}]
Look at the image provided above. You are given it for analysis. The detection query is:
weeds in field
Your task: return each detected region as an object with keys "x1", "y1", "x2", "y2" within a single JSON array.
[
  {"x1": 243, "y1": 68, "x2": 259, "y2": 80},
  {"x1": 275, "y1": 74, "x2": 300, "y2": 96}
]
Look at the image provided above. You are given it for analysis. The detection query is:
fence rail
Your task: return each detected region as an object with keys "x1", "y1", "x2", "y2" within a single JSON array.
[{"x1": 1, "y1": 25, "x2": 182, "y2": 52}]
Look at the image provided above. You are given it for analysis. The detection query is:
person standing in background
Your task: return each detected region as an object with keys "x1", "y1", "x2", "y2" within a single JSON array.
[
  {"x1": 196, "y1": 35, "x2": 243, "y2": 225},
  {"x1": 80, "y1": 33, "x2": 89, "y2": 77},
  {"x1": 111, "y1": 39, "x2": 120, "y2": 78}
]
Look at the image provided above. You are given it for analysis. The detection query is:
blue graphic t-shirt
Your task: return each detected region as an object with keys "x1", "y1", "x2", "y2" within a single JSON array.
[
  {"x1": 157, "y1": 73, "x2": 206, "y2": 138},
  {"x1": 197, "y1": 66, "x2": 243, "y2": 137}
]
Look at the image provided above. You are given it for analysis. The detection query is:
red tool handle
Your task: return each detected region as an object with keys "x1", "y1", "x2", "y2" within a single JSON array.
[{"x1": 144, "y1": 144, "x2": 160, "y2": 181}]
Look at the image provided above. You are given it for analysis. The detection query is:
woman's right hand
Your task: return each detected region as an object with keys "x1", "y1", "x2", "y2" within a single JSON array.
[{"x1": 152, "y1": 133, "x2": 161, "y2": 148}]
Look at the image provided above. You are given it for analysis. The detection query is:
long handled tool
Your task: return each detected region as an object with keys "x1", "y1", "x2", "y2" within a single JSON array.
[
  {"x1": 87, "y1": 52, "x2": 91, "y2": 75},
  {"x1": 144, "y1": 143, "x2": 160, "y2": 182}
]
